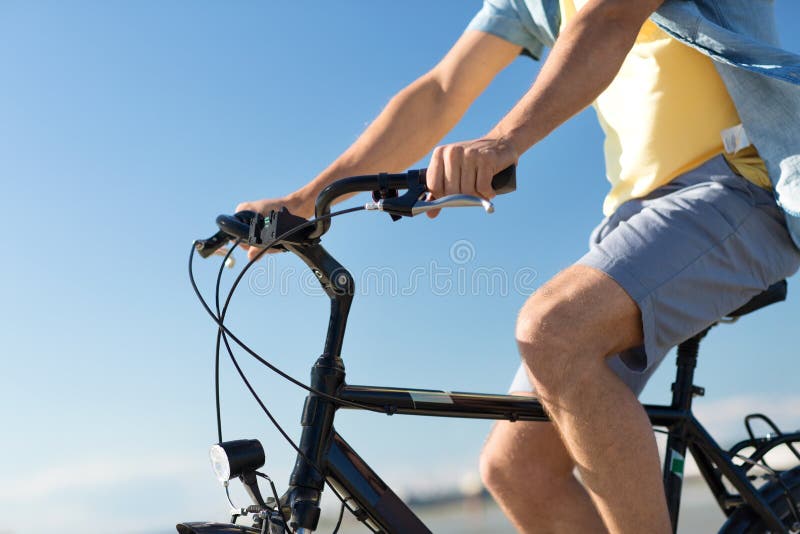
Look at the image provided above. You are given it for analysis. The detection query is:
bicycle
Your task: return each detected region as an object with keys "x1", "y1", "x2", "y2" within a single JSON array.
[{"x1": 181, "y1": 165, "x2": 800, "y2": 533}]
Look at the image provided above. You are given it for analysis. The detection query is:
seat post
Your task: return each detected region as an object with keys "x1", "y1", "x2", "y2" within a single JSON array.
[
  {"x1": 664, "y1": 327, "x2": 710, "y2": 531},
  {"x1": 671, "y1": 327, "x2": 709, "y2": 411}
]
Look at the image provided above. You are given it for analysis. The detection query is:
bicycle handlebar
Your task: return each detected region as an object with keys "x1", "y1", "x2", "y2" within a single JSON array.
[
  {"x1": 310, "y1": 164, "x2": 516, "y2": 238},
  {"x1": 194, "y1": 165, "x2": 516, "y2": 257}
]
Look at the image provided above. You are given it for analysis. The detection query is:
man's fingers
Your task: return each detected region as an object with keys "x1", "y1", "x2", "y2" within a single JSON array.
[
  {"x1": 428, "y1": 146, "x2": 445, "y2": 200},
  {"x1": 461, "y1": 147, "x2": 479, "y2": 197},
  {"x1": 443, "y1": 145, "x2": 462, "y2": 196},
  {"x1": 476, "y1": 163, "x2": 496, "y2": 200}
]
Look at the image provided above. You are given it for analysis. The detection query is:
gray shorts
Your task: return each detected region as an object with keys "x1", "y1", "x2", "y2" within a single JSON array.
[{"x1": 510, "y1": 155, "x2": 800, "y2": 396}]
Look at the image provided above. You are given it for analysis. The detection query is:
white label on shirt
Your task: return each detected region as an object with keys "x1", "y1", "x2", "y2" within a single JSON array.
[{"x1": 721, "y1": 123, "x2": 752, "y2": 154}]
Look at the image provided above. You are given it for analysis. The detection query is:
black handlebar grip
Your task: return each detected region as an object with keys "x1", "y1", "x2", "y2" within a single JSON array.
[
  {"x1": 418, "y1": 164, "x2": 516, "y2": 195},
  {"x1": 216, "y1": 210, "x2": 256, "y2": 240},
  {"x1": 490, "y1": 165, "x2": 516, "y2": 195}
]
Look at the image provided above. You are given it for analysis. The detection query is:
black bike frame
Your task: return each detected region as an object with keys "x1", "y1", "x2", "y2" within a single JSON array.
[{"x1": 273, "y1": 240, "x2": 793, "y2": 534}]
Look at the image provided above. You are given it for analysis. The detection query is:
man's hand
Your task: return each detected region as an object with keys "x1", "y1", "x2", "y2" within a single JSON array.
[
  {"x1": 425, "y1": 136, "x2": 519, "y2": 218},
  {"x1": 234, "y1": 193, "x2": 314, "y2": 260}
]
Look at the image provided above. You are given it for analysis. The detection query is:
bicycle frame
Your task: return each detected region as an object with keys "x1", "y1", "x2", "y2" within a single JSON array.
[
  {"x1": 177, "y1": 221, "x2": 800, "y2": 534},
  {"x1": 179, "y1": 165, "x2": 800, "y2": 534},
  {"x1": 246, "y1": 238, "x2": 795, "y2": 534}
]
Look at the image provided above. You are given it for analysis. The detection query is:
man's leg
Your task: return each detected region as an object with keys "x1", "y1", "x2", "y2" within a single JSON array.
[
  {"x1": 480, "y1": 413, "x2": 606, "y2": 532},
  {"x1": 482, "y1": 159, "x2": 800, "y2": 532},
  {"x1": 514, "y1": 265, "x2": 670, "y2": 533}
]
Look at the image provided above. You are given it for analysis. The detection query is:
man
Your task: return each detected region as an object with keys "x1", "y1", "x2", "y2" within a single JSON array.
[{"x1": 237, "y1": 1, "x2": 800, "y2": 531}]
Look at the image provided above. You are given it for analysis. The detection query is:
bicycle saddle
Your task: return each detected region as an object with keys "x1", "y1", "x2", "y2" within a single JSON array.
[{"x1": 726, "y1": 279, "x2": 788, "y2": 318}]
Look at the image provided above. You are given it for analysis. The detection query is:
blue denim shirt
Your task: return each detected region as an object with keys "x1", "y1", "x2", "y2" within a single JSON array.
[{"x1": 467, "y1": 0, "x2": 800, "y2": 249}]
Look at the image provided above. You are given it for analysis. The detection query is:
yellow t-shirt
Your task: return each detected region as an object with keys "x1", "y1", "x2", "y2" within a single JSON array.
[{"x1": 560, "y1": 0, "x2": 770, "y2": 216}]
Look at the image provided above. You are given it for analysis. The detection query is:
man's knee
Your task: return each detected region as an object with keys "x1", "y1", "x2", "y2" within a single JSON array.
[
  {"x1": 514, "y1": 292, "x2": 580, "y2": 391},
  {"x1": 515, "y1": 266, "x2": 643, "y2": 396},
  {"x1": 479, "y1": 435, "x2": 516, "y2": 492}
]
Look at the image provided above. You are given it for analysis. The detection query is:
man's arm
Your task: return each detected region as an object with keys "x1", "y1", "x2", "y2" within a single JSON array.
[
  {"x1": 235, "y1": 30, "x2": 520, "y2": 234},
  {"x1": 426, "y1": 0, "x2": 665, "y2": 202},
  {"x1": 304, "y1": 31, "x2": 522, "y2": 198}
]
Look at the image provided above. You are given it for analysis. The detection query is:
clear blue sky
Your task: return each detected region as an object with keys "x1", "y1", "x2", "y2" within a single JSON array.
[{"x1": 2, "y1": 2, "x2": 800, "y2": 532}]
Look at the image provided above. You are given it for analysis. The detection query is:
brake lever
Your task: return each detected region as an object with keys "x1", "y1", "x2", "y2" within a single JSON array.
[
  {"x1": 412, "y1": 194, "x2": 494, "y2": 215},
  {"x1": 193, "y1": 233, "x2": 236, "y2": 267},
  {"x1": 194, "y1": 230, "x2": 233, "y2": 259},
  {"x1": 365, "y1": 194, "x2": 494, "y2": 216}
]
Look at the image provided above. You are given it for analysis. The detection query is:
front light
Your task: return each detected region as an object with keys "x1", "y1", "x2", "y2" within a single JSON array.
[
  {"x1": 209, "y1": 439, "x2": 265, "y2": 484},
  {"x1": 209, "y1": 444, "x2": 231, "y2": 483}
]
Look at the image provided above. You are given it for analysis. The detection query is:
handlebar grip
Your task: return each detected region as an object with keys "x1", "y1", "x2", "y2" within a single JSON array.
[
  {"x1": 489, "y1": 165, "x2": 516, "y2": 195},
  {"x1": 216, "y1": 210, "x2": 256, "y2": 240},
  {"x1": 418, "y1": 164, "x2": 516, "y2": 195}
]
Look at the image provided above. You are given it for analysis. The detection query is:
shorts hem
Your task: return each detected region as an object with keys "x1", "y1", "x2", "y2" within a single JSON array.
[{"x1": 576, "y1": 250, "x2": 660, "y2": 374}]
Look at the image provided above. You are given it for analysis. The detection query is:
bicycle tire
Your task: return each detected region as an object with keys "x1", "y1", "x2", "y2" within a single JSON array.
[{"x1": 719, "y1": 465, "x2": 800, "y2": 533}]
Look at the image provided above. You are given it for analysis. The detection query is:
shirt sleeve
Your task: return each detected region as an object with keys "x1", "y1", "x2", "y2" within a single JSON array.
[{"x1": 465, "y1": 0, "x2": 547, "y2": 59}]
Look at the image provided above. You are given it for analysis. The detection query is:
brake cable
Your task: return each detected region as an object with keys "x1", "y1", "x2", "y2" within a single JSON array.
[
  {"x1": 213, "y1": 239, "x2": 240, "y2": 444},
  {"x1": 190, "y1": 206, "x2": 386, "y2": 414}
]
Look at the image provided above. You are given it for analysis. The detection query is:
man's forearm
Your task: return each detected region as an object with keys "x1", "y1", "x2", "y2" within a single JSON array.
[
  {"x1": 489, "y1": 0, "x2": 662, "y2": 154},
  {"x1": 294, "y1": 74, "x2": 464, "y2": 204}
]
